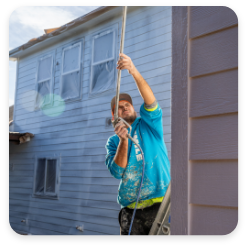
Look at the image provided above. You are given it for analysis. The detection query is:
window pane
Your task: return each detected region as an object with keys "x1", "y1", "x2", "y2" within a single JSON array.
[
  {"x1": 63, "y1": 45, "x2": 80, "y2": 73},
  {"x1": 61, "y1": 71, "x2": 80, "y2": 100},
  {"x1": 94, "y1": 32, "x2": 113, "y2": 63},
  {"x1": 36, "y1": 80, "x2": 50, "y2": 108},
  {"x1": 46, "y1": 159, "x2": 56, "y2": 193},
  {"x1": 91, "y1": 60, "x2": 114, "y2": 93},
  {"x1": 38, "y1": 56, "x2": 52, "y2": 81},
  {"x1": 35, "y1": 159, "x2": 46, "y2": 194}
]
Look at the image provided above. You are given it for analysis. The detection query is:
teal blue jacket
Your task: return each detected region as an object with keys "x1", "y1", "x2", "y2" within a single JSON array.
[{"x1": 105, "y1": 102, "x2": 170, "y2": 208}]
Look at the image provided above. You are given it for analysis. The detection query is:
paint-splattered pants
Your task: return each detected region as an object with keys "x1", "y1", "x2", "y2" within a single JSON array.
[{"x1": 118, "y1": 203, "x2": 161, "y2": 235}]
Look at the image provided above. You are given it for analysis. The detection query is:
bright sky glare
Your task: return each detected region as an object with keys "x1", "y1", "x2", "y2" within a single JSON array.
[{"x1": 9, "y1": 6, "x2": 99, "y2": 106}]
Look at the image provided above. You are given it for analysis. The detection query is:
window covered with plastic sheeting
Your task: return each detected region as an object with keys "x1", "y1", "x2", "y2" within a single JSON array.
[
  {"x1": 33, "y1": 156, "x2": 60, "y2": 199},
  {"x1": 35, "y1": 54, "x2": 54, "y2": 110},
  {"x1": 90, "y1": 29, "x2": 116, "y2": 95},
  {"x1": 60, "y1": 41, "x2": 83, "y2": 101}
]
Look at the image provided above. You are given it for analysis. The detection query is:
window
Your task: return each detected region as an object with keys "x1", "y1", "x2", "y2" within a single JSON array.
[
  {"x1": 60, "y1": 41, "x2": 82, "y2": 101},
  {"x1": 90, "y1": 29, "x2": 116, "y2": 94},
  {"x1": 33, "y1": 157, "x2": 60, "y2": 199},
  {"x1": 35, "y1": 54, "x2": 54, "y2": 110}
]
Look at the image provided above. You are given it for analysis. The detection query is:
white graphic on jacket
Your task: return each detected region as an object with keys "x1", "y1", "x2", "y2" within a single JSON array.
[{"x1": 133, "y1": 131, "x2": 142, "y2": 161}]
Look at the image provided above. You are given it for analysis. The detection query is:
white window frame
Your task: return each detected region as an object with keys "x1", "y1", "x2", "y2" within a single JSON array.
[
  {"x1": 89, "y1": 28, "x2": 117, "y2": 95},
  {"x1": 60, "y1": 40, "x2": 83, "y2": 102},
  {"x1": 35, "y1": 53, "x2": 55, "y2": 110},
  {"x1": 32, "y1": 156, "x2": 60, "y2": 199}
]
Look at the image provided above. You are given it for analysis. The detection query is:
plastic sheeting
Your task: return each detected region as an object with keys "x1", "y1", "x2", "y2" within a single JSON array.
[
  {"x1": 36, "y1": 80, "x2": 50, "y2": 109},
  {"x1": 38, "y1": 56, "x2": 52, "y2": 81},
  {"x1": 63, "y1": 45, "x2": 80, "y2": 73},
  {"x1": 61, "y1": 71, "x2": 80, "y2": 100},
  {"x1": 92, "y1": 61, "x2": 114, "y2": 93},
  {"x1": 61, "y1": 43, "x2": 81, "y2": 101},
  {"x1": 91, "y1": 31, "x2": 115, "y2": 94},
  {"x1": 35, "y1": 56, "x2": 52, "y2": 110},
  {"x1": 93, "y1": 32, "x2": 113, "y2": 63}
]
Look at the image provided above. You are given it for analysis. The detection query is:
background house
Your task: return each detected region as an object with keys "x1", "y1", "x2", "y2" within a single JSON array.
[{"x1": 9, "y1": 6, "x2": 172, "y2": 235}]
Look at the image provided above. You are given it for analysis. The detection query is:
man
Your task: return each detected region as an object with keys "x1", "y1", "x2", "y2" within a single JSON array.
[{"x1": 105, "y1": 53, "x2": 170, "y2": 235}]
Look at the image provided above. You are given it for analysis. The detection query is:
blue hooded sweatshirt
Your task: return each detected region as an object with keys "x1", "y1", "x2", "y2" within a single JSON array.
[{"x1": 105, "y1": 102, "x2": 170, "y2": 208}]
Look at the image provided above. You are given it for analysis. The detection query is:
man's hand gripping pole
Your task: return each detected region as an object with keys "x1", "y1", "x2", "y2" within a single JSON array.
[{"x1": 112, "y1": 117, "x2": 133, "y2": 142}]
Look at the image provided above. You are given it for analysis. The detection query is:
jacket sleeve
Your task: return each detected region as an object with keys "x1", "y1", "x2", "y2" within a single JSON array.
[
  {"x1": 105, "y1": 136, "x2": 126, "y2": 179},
  {"x1": 140, "y1": 100, "x2": 164, "y2": 140}
]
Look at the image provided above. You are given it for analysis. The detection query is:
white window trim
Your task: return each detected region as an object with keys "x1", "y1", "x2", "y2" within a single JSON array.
[
  {"x1": 89, "y1": 28, "x2": 116, "y2": 95},
  {"x1": 60, "y1": 41, "x2": 83, "y2": 102},
  {"x1": 35, "y1": 53, "x2": 55, "y2": 110},
  {"x1": 32, "y1": 156, "x2": 60, "y2": 199}
]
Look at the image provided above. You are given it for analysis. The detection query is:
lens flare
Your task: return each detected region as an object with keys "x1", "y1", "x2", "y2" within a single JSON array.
[
  {"x1": 42, "y1": 94, "x2": 65, "y2": 117},
  {"x1": 20, "y1": 91, "x2": 65, "y2": 117}
]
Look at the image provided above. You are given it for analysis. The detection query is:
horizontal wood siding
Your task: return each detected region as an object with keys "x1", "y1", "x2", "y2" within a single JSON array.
[
  {"x1": 190, "y1": 205, "x2": 238, "y2": 235},
  {"x1": 190, "y1": 113, "x2": 238, "y2": 160},
  {"x1": 10, "y1": 6, "x2": 172, "y2": 235},
  {"x1": 188, "y1": 6, "x2": 238, "y2": 235},
  {"x1": 189, "y1": 6, "x2": 238, "y2": 39},
  {"x1": 190, "y1": 69, "x2": 238, "y2": 117},
  {"x1": 189, "y1": 160, "x2": 238, "y2": 207},
  {"x1": 190, "y1": 26, "x2": 238, "y2": 77}
]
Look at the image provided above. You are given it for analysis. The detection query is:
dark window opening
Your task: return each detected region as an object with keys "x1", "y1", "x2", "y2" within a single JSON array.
[{"x1": 33, "y1": 158, "x2": 58, "y2": 199}]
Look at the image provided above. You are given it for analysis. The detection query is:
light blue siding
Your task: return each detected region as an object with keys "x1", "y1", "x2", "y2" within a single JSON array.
[{"x1": 9, "y1": 6, "x2": 172, "y2": 235}]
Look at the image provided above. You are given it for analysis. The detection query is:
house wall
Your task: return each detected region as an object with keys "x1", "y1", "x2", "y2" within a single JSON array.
[
  {"x1": 9, "y1": 6, "x2": 172, "y2": 235},
  {"x1": 171, "y1": 6, "x2": 189, "y2": 235},
  {"x1": 188, "y1": 6, "x2": 238, "y2": 235}
]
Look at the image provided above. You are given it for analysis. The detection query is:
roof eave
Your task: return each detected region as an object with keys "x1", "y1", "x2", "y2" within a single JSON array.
[
  {"x1": 9, "y1": 6, "x2": 117, "y2": 60},
  {"x1": 9, "y1": 47, "x2": 20, "y2": 61}
]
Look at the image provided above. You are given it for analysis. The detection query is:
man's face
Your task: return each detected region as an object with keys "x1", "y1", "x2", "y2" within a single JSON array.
[{"x1": 117, "y1": 101, "x2": 137, "y2": 124}]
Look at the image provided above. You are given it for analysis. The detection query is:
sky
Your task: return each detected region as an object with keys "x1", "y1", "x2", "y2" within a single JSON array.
[{"x1": 9, "y1": 6, "x2": 99, "y2": 106}]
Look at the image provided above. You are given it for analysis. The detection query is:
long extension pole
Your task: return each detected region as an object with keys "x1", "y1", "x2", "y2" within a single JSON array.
[
  {"x1": 112, "y1": 7, "x2": 146, "y2": 236},
  {"x1": 114, "y1": 6, "x2": 128, "y2": 124}
]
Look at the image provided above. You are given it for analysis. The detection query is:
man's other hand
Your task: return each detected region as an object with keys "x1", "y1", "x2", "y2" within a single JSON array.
[
  {"x1": 114, "y1": 121, "x2": 129, "y2": 141},
  {"x1": 116, "y1": 53, "x2": 136, "y2": 75}
]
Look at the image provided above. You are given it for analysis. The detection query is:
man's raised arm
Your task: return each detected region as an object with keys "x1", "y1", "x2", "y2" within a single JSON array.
[{"x1": 116, "y1": 53, "x2": 156, "y2": 105}]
